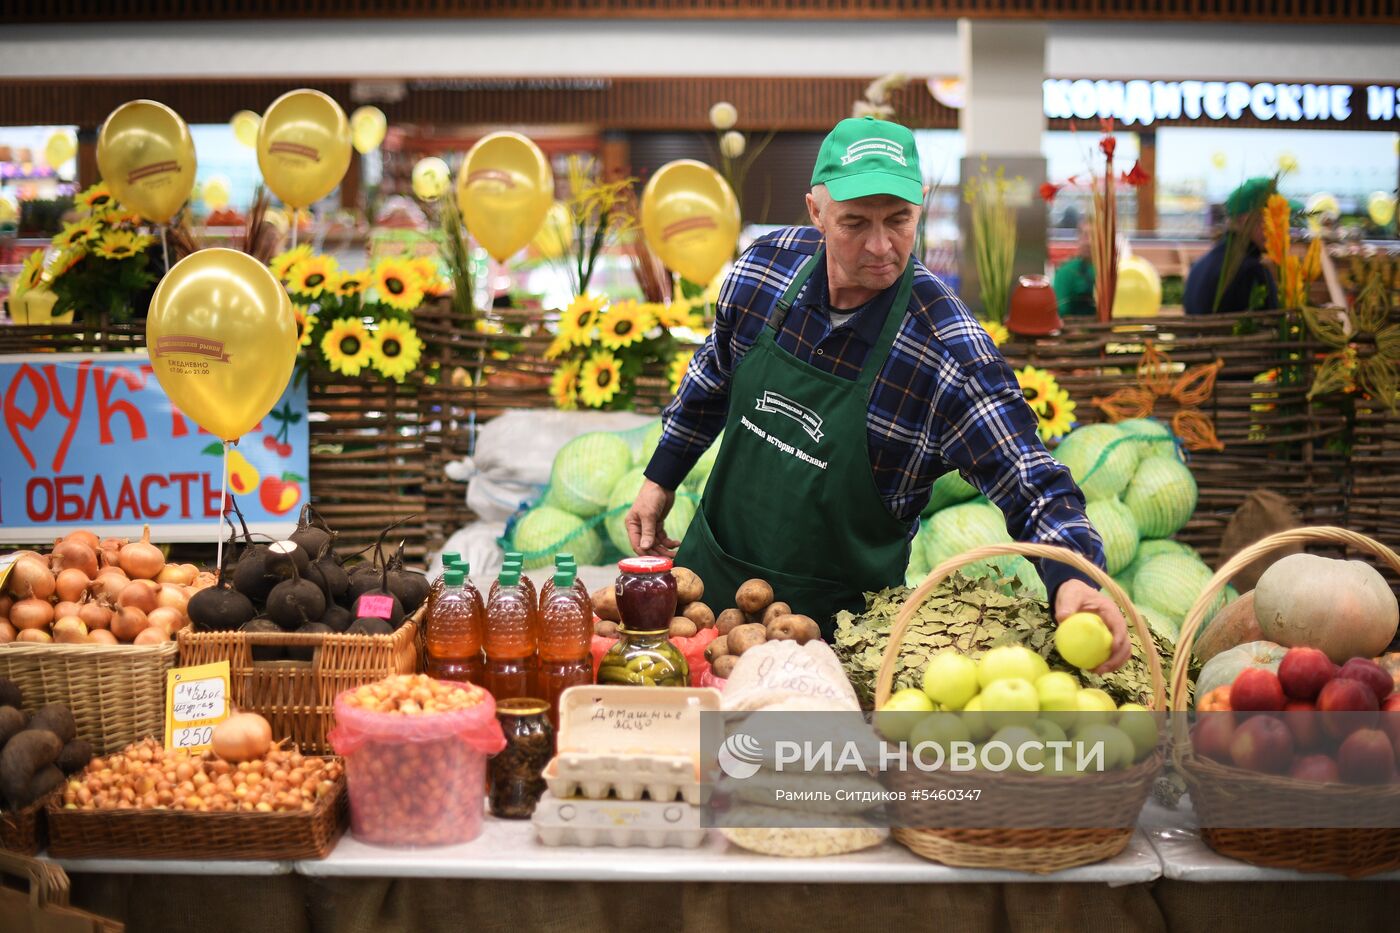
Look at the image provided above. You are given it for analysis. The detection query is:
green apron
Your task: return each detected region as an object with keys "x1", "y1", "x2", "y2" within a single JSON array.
[{"x1": 675, "y1": 249, "x2": 914, "y2": 638}]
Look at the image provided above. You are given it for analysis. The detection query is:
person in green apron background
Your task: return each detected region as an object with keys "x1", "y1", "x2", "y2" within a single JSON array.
[
  {"x1": 1053, "y1": 222, "x2": 1097, "y2": 317},
  {"x1": 626, "y1": 116, "x2": 1129, "y2": 673}
]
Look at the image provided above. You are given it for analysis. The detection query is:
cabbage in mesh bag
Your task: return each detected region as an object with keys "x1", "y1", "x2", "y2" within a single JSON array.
[{"x1": 544, "y1": 432, "x2": 634, "y2": 518}]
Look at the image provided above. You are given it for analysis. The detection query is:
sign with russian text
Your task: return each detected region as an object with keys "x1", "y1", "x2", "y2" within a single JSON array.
[{"x1": 1, "y1": 352, "x2": 307, "y2": 542}]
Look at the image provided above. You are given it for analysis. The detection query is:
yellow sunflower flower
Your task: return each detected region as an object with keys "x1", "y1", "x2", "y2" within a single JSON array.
[
  {"x1": 335, "y1": 268, "x2": 370, "y2": 297},
  {"x1": 93, "y1": 230, "x2": 153, "y2": 260},
  {"x1": 370, "y1": 318, "x2": 424, "y2": 383},
  {"x1": 668, "y1": 350, "x2": 695, "y2": 394},
  {"x1": 321, "y1": 317, "x2": 374, "y2": 377},
  {"x1": 558, "y1": 293, "x2": 607, "y2": 347},
  {"x1": 76, "y1": 183, "x2": 115, "y2": 214},
  {"x1": 980, "y1": 319, "x2": 1009, "y2": 347},
  {"x1": 1015, "y1": 365, "x2": 1058, "y2": 414},
  {"x1": 578, "y1": 351, "x2": 623, "y2": 408},
  {"x1": 544, "y1": 333, "x2": 573, "y2": 361},
  {"x1": 372, "y1": 258, "x2": 425, "y2": 311},
  {"x1": 270, "y1": 244, "x2": 313, "y2": 283},
  {"x1": 294, "y1": 307, "x2": 318, "y2": 347},
  {"x1": 288, "y1": 255, "x2": 338, "y2": 299},
  {"x1": 53, "y1": 220, "x2": 99, "y2": 249},
  {"x1": 1037, "y1": 387, "x2": 1076, "y2": 442},
  {"x1": 408, "y1": 256, "x2": 444, "y2": 289},
  {"x1": 96, "y1": 209, "x2": 144, "y2": 228},
  {"x1": 11, "y1": 250, "x2": 46, "y2": 299},
  {"x1": 598, "y1": 299, "x2": 655, "y2": 351},
  {"x1": 550, "y1": 359, "x2": 582, "y2": 411},
  {"x1": 654, "y1": 298, "x2": 704, "y2": 331}
]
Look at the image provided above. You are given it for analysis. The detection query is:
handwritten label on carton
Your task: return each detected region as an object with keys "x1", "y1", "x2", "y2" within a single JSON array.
[
  {"x1": 559, "y1": 687, "x2": 717, "y2": 755},
  {"x1": 164, "y1": 661, "x2": 231, "y2": 752}
]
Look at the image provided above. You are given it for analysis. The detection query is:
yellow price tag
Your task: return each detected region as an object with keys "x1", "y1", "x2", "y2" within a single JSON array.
[{"x1": 165, "y1": 661, "x2": 232, "y2": 752}]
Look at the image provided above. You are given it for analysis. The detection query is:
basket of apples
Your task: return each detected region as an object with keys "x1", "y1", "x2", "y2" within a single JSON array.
[{"x1": 1172, "y1": 525, "x2": 1400, "y2": 877}]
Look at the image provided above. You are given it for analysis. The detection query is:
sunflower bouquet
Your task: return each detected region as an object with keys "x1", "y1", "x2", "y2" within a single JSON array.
[
  {"x1": 546, "y1": 292, "x2": 705, "y2": 410},
  {"x1": 9, "y1": 182, "x2": 158, "y2": 323},
  {"x1": 269, "y1": 245, "x2": 449, "y2": 383}
]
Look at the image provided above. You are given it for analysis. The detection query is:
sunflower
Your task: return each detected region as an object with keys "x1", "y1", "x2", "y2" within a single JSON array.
[
  {"x1": 335, "y1": 268, "x2": 370, "y2": 297},
  {"x1": 980, "y1": 319, "x2": 1009, "y2": 347},
  {"x1": 270, "y1": 244, "x2": 313, "y2": 283},
  {"x1": 1015, "y1": 365, "x2": 1058, "y2": 413},
  {"x1": 53, "y1": 220, "x2": 99, "y2": 249},
  {"x1": 544, "y1": 333, "x2": 573, "y2": 361},
  {"x1": 93, "y1": 230, "x2": 152, "y2": 260},
  {"x1": 320, "y1": 317, "x2": 375, "y2": 377},
  {"x1": 1037, "y1": 387, "x2": 1077, "y2": 442},
  {"x1": 598, "y1": 299, "x2": 655, "y2": 351},
  {"x1": 408, "y1": 256, "x2": 447, "y2": 295},
  {"x1": 578, "y1": 351, "x2": 623, "y2": 408},
  {"x1": 294, "y1": 307, "x2": 318, "y2": 348},
  {"x1": 654, "y1": 298, "x2": 704, "y2": 331},
  {"x1": 11, "y1": 250, "x2": 46, "y2": 298},
  {"x1": 668, "y1": 350, "x2": 695, "y2": 394},
  {"x1": 550, "y1": 359, "x2": 582, "y2": 410},
  {"x1": 370, "y1": 318, "x2": 424, "y2": 383},
  {"x1": 558, "y1": 293, "x2": 607, "y2": 347},
  {"x1": 288, "y1": 254, "x2": 338, "y2": 299},
  {"x1": 75, "y1": 183, "x2": 114, "y2": 214},
  {"x1": 371, "y1": 258, "x2": 424, "y2": 312}
]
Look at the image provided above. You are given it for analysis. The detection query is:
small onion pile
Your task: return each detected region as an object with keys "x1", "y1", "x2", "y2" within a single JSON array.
[{"x1": 2, "y1": 525, "x2": 210, "y2": 646}]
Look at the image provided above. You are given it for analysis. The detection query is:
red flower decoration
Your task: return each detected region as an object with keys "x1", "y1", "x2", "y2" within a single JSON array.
[
  {"x1": 1119, "y1": 160, "x2": 1150, "y2": 187},
  {"x1": 1039, "y1": 182, "x2": 1063, "y2": 203},
  {"x1": 1099, "y1": 134, "x2": 1117, "y2": 159}
]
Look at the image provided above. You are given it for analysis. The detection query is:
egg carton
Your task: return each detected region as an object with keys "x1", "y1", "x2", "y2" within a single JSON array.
[
  {"x1": 543, "y1": 752, "x2": 705, "y2": 804},
  {"x1": 532, "y1": 791, "x2": 708, "y2": 849}
]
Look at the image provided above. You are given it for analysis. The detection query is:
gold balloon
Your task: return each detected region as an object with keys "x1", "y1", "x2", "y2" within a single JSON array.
[
  {"x1": 43, "y1": 131, "x2": 76, "y2": 168},
  {"x1": 532, "y1": 201, "x2": 574, "y2": 260},
  {"x1": 1368, "y1": 191, "x2": 1396, "y2": 228},
  {"x1": 97, "y1": 100, "x2": 197, "y2": 224},
  {"x1": 231, "y1": 110, "x2": 260, "y2": 148},
  {"x1": 456, "y1": 131, "x2": 554, "y2": 262},
  {"x1": 1112, "y1": 255, "x2": 1162, "y2": 319},
  {"x1": 257, "y1": 89, "x2": 352, "y2": 210},
  {"x1": 350, "y1": 106, "x2": 387, "y2": 155},
  {"x1": 411, "y1": 157, "x2": 451, "y2": 201},
  {"x1": 202, "y1": 175, "x2": 231, "y2": 211},
  {"x1": 146, "y1": 248, "x2": 297, "y2": 441},
  {"x1": 640, "y1": 159, "x2": 740, "y2": 285}
]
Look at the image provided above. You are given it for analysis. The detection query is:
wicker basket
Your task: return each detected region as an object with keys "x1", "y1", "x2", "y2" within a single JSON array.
[
  {"x1": 45, "y1": 769, "x2": 347, "y2": 860},
  {"x1": 0, "y1": 641, "x2": 178, "y2": 755},
  {"x1": 176, "y1": 613, "x2": 420, "y2": 756},
  {"x1": 874, "y1": 542, "x2": 1166, "y2": 873},
  {"x1": 0, "y1": 799, "x2": 45, "y2": 856},
  {"x1": 1170, "y1": 525, "x2": 1400, "y2": 877}
]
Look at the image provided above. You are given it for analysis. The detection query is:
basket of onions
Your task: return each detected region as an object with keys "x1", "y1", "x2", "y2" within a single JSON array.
[{"x1": 1, "y1": 527, "x2": 197, "y2": 754}]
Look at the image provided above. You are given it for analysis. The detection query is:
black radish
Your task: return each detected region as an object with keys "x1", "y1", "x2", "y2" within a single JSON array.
[
  {"x1": 386, "y1": 543, "x2": 430, "y2": 615},
  {"x1": 240, "y1": 618, "x2": 285, "y2": 661},
  {"x1": 264, "y1": 540, "x2": 310, "y2": 582},
  {"x1": 320, "y1": 604, "x2": 352, "y2": 633},
  {"x1": 228, "y1": 501, "x2": 277, "y2": 604},
  {"x1": 347, "y1": 617, "x2": 392, "y2": 636},
  {"x1": 288, "y1": 621, "x2": 331, "y2": 662},
  {"x1": 188, "y1": 521, "x2": 255, "y2": 632},
  {"x1": 266, "y1": 559, "x2": 326, "y2": 631},
  {"x1": 287, "y1": 505, "x2": 334, "y2": 560},
  {"x1": 313, "y1": 540, "x2": 349, "y2": 606}
]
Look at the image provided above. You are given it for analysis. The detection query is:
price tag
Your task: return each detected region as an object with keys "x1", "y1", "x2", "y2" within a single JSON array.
[
  {"x1": 165, "y1": 661, "x2": 231, "y2": 752},
  {"x1": 356, "y1": 594, "x2": 395, "y2": 619}
]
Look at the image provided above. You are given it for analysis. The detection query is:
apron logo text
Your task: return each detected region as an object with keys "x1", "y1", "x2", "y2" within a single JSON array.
[
  {"x1": 740, "y1": 416, "x2": 828, "y2": 472},
  {"x1": 755, "y1": 391, "x2": 825, "y2": 443}
]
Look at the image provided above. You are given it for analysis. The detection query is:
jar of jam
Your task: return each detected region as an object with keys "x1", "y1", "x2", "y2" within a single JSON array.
[
  {"x1": 488, "y1": 698, "x2": 554, "y2": 819},
  {"x1": 597, "y1": 558, "x2": 688, "y2": 687}
]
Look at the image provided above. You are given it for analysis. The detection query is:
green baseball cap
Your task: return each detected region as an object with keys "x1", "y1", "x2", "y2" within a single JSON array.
[{"x1": 811, "y1": 116, "x2": 923, "y2": 204}]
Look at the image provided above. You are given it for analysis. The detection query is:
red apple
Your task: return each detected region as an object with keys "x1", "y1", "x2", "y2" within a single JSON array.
[
  {"x1": 1230, "y1": 715, "x2": 1294, "y2": 774},
  {"x1": 1338, "y1": 658, "x2": 1392, "y2": 704},
  {"x1": 1278, "y1": 647, "x2": 1336, "y2": 701},
  {"x1": 1230, "y1": 668, "x2": 1286, "y2": 712},
  {"x1": 1318, "y1": 678, "x2": 1380, "y2": 740},
  {"x1": 1283, "y1": 699, "x2": 1322, "y2": 751},
  {"x1": 1337, "y1": 729, "x2": 1397, "y2": 784},
  {"x1": 1191, "y1": 713, "x2": 1236, "y2": 763},
  {"x1": 1289, "y1": 754, "x2": 1341, "y2": 784}
]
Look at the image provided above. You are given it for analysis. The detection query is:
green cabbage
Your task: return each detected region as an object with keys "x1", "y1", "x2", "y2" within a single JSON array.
[
  {"x1": 1086, "y1": 497, "x2": 1141, "y2": 576},
  {"x1": 512, "y1": 506, "x2": 604, "y2": 568},
  {"x1": 1124, "y1": 455, "x2": 1198, "y2": 538},
  {"x1": 1054, "y1": 423, "x2": 1140, "y2": 501},
  {"x1": 921, "y1": 469, "x2": 979, "y2": 517},
  {"x1": 548, "y1": 432, "x2": 634, "y2": 518}
]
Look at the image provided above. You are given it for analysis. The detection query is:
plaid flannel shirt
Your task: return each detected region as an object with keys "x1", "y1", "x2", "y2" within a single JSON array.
[{"x1": 645, "y1": 226, "x2": 1103, "y2": 600}]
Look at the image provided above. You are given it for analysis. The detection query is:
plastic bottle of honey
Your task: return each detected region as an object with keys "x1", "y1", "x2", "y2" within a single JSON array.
[
  {"x1": 537, "y1": 567, "x2": 593, "y2": 727},
  {"x1": 554, "y1": 554, "x2": 592, "y2": 614},
  {"x1": 425, "y1": 568, "x2": 484, "y2": 685},
  {"x1": 426, "y1": 552, "x2": 462, "y2": 616},
  {"x1": 484, "y1": 566, "x2": 538, "y2": 701}
]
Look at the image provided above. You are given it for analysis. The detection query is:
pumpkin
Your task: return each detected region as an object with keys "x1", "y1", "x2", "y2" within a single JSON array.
[
  {"x1": 1254, "y1": 554, "x2": 1399, "y2": 664},
  {"x1": 1195, "y1": 685, "x2": 1232, "y2": 712},
  {"x1": 1194, "y1": 591, "x2": 1262, "y2": 664},
  {"x1": 1196, "y1": 640, "x2": 1287, "y2": 699}
]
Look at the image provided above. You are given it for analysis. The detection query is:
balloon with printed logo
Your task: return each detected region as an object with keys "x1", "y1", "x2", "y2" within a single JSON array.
[
  {"x1": 231, "y1": 110, "x2": 260, "y2": 148},
  {"x1": 455, "y1": 131, "x2": 554, "y2": 262},
  {"x1": 43, "y1": 131, "x2": 76, "y2": 169},
  {"x1": 350, "y1": 106, "x2": 387, "y2": 155},
  {"x1": 532, "y1": 201, "x2": 573, "y2": 260},
  {"x1": 146, "y1": 248, "x2": 297, "y2": 442},
  {"x1": 411, "y1": 157, "x2": 451, "y2": 201},
  {"x1": 256, "y1": 89, "x2": 352, "y2": 209},
  {"x1": 201, "y1": 175, "x2": 231, "y2": 211},
  {"x1": 96, "y1": 100, "x2": 197, "y2": 224},
  {"x1": 1368, "y1": 191, "x2": 1396, "y2": 228},
  {"x1": 640, "y1": 159, "x2": 740, "y2": 286}
]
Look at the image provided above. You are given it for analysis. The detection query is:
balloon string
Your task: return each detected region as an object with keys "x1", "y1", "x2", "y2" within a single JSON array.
[
  {"x1": 290, "y1": 209, "x2": 298, "y2": 250},
  {"x1": 160, "y1": 225, "x2": 169, "y2": 272},
  {"x1": 217, "y1": 440, "x2": 229, "y2": 573}
]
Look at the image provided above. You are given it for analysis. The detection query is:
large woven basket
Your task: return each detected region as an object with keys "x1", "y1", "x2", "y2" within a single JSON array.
[
  {"x1": 0, "y1": 641, "x2": 178, "y2": 754},
  {"x1": 0, "y1": 799, "x2": 45, "y2": 856},
  {"x1": 176, "y1": 612, "x2": 420, "y2": 755},
  {"x1": 875, "y1": 542, "x2": 1165, "y2": 873},
  {"x1": 1170, "y1": 525, "x2": 1400, "y2": 877}
]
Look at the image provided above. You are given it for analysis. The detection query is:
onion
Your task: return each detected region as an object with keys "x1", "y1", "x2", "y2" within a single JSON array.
[
  {"x1": 118, "y1": 525, "x2": 165, "y2": 580},
  {"x1": 54, "y1": 600, "x2": 83, "y2": 620},
  {"x1": 156, "y1": 583, "x2": 190, "y2": 614},
  {"x1": 51, "y1": 538, "x2": 99, "y2": 578},
  {"x1": 134, "y1": 626, "x2": 170, "y2": 645},
  {"x1": 17, "y1": 629, "x2": 52, "y2": 644},
  {"x1": 100, "y1": 536, "x2": 129, "y2": 552},
  {"x1": 90, "y1": 570, "x2": 129, "y2": 604},
  {"x1": 118, "y1": 580, "x2": 158, "y2": 614},
  {"x1": 112, "y1": 606, "x2": 148, "y2": 641},
  {"x1": 0, "y1": 621, "x2": 14, "y2": 643},
  {"x1": 78, "y1": 602, "x2": 112, "y2": 631},
  {"x1": 0, "y1": 594, "x2": 11, "y2": 618},
  {"x1": 158, "y1": 563, "x2": 198, "y2": 586},
  {"x1": 63, "y1": 530, "x2": 100, "y2": 551},
  {"x1": 11, "y1": 598, "x2": 54, "y2": 631},
  {"x1": 192, "y1": 572, "x2": 218, "y2": 590},
  {"x1": 8, "y1": 556, "x2": 55, "y2": 600},
  {"x1": 99, "y1": 548, "x2": 120, "y2": 569},
  {"x1": 147, "y1": 606, "x2": 184, "y2": 635},
  {"x1": 88, "y1": 629, "x2": 118, "y2": 645},
  {"x1": 55, "y1": 567, "x2": 91, "y2": 603},
  {"x1": 211, "y1": 713, "x2": 273, "y2": 763},
  {"x1": 53, "y1": 616, "x2": 89, "y2": 643}
]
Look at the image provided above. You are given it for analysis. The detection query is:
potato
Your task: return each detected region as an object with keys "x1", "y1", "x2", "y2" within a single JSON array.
[
  {"x1": 705, "y1": 635, "x2": 728, "y2": 663},
  {"x1": 766, "y1": 614, "x2": 821, "y2": 645},
  {"x1": 716, "y1": 608, "x2": 747, "y2": 635},
  {"x1": 735, "y1": 579, "x2": 774, "y2": 615},
  {"x1": 727, "y1": 622, "x2": 767, "y2": 656},
  {"x1": 671, "y1": 567, "x2": 704, "y2": 605},
  {"x1": 591, "y1": 586, "x2": 620, "y2": 623},
  {"x1": 761, "y1": 602, "x2": 792, "y2": 626},
  {"x1": 668, "y1": 617, "x2": 698, "y2": 639},
  {"x1": 594, "y1": 619, "x2": 619, "y2": 639},
  {"x1": 711, "y1": 655, "x2": 738, "y2": 679},
  {"x1": 682, "y1": 601, "x2": 716, "y2": 630}
]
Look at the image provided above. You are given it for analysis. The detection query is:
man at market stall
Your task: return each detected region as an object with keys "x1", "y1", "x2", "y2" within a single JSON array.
[
  {"x1": 625, "y1": 116, "x2": 1129, "y2": 672},
  {"x1": 1182, "y1": 176, "x2": 1279, "y2": 315}
]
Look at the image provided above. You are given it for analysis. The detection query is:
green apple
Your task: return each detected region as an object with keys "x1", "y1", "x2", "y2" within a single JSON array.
[
  {"x1": 909, "y1": 711, "x2": 972, "y2": 762},
  {"x1": 1075, "y1": 687, "x2": 1118, "y2": 725},
  {"x1": 1055, "y1": 612, "x2": 1113, "y2": 670},
  {"x1": 1116, "y1": 703, "x2": 1159, "y2": 762},
  {"x1": 978, "y1": 677, "x2": 1040, "y2": 730},
  {"x1": 986, "y1": 725, "x2": 1044, "y2": 772},
  {"x1": 1034, "y1": 671, "x2": 1081, "y2": 728},
  {"x1": 1073, "y1": 724, "x2": 1136, "y2": 771},
  {"x1": 977, "y1": 645, "x2": 1050, "y2": 688},
  {"x1": 960, "y1": 694, "x2": 991, "y2": 741},
  {"x1": 1031, "y1": 718, "x2": 1068, "y2": 746},
  {"x1": 876, "y1": 688, "x2": 935, "y2": 741},
  {"x1": 921, "y1": 650, "x2": 980, "y2": 711}
]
